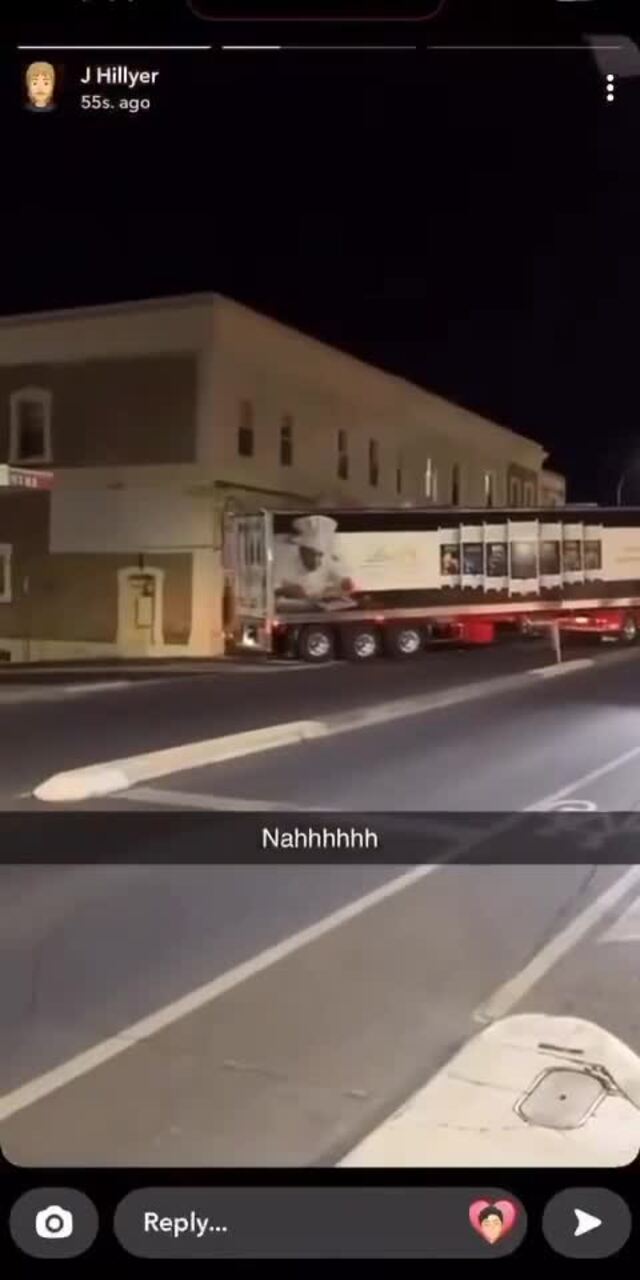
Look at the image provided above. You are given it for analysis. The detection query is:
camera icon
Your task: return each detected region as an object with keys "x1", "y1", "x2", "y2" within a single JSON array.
[{"x1": 35, "y1": 1205, "x2": 74, "y2": 1240}]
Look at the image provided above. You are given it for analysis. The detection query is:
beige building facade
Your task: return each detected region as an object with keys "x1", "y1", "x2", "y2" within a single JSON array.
[
  {"x1": 0, "y1": 293, "x2": 561, "y2": 660},
  {"x1": 539, "y1": 468, "x2": 567, "y2": 507}
]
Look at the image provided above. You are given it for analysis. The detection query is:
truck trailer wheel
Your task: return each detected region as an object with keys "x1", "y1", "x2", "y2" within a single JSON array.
[
  {"x1": 340, "y1": 624, "x2": 381, "y2": 662},
  {"x1": 383, "y1": 624, "x2": 424, "y2": 659},
  {"x1": 297, "y1": 624, "x2": 335, "y2": 663},
  {"x1": 621, "y1": 615, "x2": 638, "y2": 644}
]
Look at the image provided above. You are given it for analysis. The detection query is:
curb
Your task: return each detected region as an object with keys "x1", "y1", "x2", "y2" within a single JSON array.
[
  {"x1": 338, "y1": 1013, "x2": 640, "y2": 1168},
  {"x1": 34, "y1": 721, "x2": 326, "y2": 803},
  {"x1": 33, "y1": 647, "x2": 639, "y2": 803}
]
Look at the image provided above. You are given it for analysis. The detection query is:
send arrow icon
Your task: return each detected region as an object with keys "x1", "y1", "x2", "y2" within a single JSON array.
[{"x1": 574, "y1": 1209, "x2": 602, "y2": 1237}]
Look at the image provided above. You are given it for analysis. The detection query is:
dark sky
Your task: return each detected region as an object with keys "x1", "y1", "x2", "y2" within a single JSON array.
[{"x1": 4, "y1": 0, "x2": 640, "y2": 501}]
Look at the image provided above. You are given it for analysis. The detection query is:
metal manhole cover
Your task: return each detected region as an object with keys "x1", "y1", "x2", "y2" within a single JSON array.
[{"x1": 516, "y1": 1068, "x2": 607, "y2": 1129}]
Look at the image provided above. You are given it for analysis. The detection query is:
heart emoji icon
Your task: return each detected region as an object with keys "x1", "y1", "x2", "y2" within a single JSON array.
[{"x1": 469, "y1": 1199, "x2": 518, "y2": 1245}]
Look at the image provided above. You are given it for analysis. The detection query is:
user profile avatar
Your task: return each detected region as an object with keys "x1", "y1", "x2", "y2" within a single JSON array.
[
  {"x1": 24, "y1": 61, "x2": 59, "y2": 112},
  {"x1": 468, "y1": 1198, "x2": 518, "y2": 1246}
]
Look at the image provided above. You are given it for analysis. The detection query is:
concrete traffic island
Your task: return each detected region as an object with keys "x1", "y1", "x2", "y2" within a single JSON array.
[{"x1": 32, "y1": 649, "x2": 637, "y2": 803}]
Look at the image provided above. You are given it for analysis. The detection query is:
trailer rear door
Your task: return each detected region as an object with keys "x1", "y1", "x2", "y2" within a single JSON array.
[{"x1": 225, "y1": 512, "x2": 273, "y2": 649}]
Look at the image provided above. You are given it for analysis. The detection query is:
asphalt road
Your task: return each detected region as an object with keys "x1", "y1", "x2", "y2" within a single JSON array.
[
  {"x1": 3, "y1": 647, "x2": 640, "y2": 1166},
  {"x1": 0, "y1": 635, "x2": 583, "y2": 802},
  {"x1": 70, "y1": 643, "x2": 640, "y2": 817}
]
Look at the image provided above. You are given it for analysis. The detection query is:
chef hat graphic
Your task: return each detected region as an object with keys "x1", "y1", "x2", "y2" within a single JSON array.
[{"x1": 290, "y1": 515, "x2": 338, "y2": 553}]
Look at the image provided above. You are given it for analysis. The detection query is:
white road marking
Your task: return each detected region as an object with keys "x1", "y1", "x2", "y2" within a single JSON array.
[
  {"x1": 8, "y1": 722, "x2": 640, "y2": 1123},
  {"x1": 0, "y1": 680, "x2": 181, "y2": 702},
  {"x1": 123, "y1": 787, "x2": 311, "y2": 812},
  {"x1": 599, "y1": 892, "x2": 640, "y2": 942},
  {"x1": 525, "y1": 743, "x2": 640, "y2": 811},
  {"x1": 473, "y1": 866, "x2": 640, "y2": 1024},
  {"x1": 546, "y1": 800, "x2": 598, "y2": 812},
  {"x1": 531, "y1": 658, "x2": 595, "y2": 678},
  {"x1": 34, "y1": 653, "x2": 620, "y2": 804},
  {"x1": 184, "y1": 662, "x2": 340, "y2": 673},
  {"x1": 0, "y1": 863, "x2": 441, "y2": 1123},
  {"x1": 0, "y1": 810, "x2": 539, "y2": 1121},
  {"x1": 64, "y1": 681, "x2": 132, "y2": 693}
]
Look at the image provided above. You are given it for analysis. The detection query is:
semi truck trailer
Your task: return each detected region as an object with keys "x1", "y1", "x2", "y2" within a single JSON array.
[{"x1": 224, "y1": 504, "x2": 640, "y2": 662}]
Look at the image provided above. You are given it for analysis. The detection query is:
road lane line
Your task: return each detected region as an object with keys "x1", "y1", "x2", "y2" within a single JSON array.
[
  {"x1": 473, "y1": 865, "x2": 640, "y2": 1024},
  {"x1": 599, "y1": 892, "x2": 640, "y2": 942},
  {"x1": 0, "y1": 809, "x2": 539, "y2": 1121},
  {"x1": 123, "y1": 787, "x2": 313, "y2": 811},
  {"x1": 33, "y1": 647, "x2": 640, "y2": 803},
  {"x1": 9, "y1": 727, "x2": 640, "y2": 1122},
  {"x1": 531, "y1": 658, "x2": 595, "y2": 677},
  {"x1": 64, "y1": 681, "x2": 133, "y2": 693},
  {"x1": 26, "y1": 673, "x2": 599, "y2": 802},
  {"x1": 33, "y1": 673, "x2": 539, "y2": 802},
  {"x1": 524, "y1": 743, "x2": 640, "y2": 811},
  {"x1": 0, "y1": 864, "x2": 440, "y2": 1122}
]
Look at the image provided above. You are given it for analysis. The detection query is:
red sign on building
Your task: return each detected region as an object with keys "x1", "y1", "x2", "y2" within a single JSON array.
[{"x1": 0, "y1": 465, "x2": 54, "y2": 491}]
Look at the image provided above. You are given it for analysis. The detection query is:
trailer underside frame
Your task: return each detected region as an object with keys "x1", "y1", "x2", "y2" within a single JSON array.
[{"x1": 231, "y1": 603, "x2": 640, "y2": 662}]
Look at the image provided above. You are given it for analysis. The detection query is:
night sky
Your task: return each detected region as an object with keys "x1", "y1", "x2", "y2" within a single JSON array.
[{"x1": 4, "y1": 0, "x2": 640, "y2": 502}]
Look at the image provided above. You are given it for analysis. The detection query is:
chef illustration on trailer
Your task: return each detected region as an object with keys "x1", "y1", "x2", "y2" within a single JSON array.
[{"x1": 274, "y1": 514, "x2": 356, "y2": 609}]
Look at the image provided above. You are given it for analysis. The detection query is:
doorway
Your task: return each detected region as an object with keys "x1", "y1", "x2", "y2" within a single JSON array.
[{"x1": 117, "y1": 568, "x2": 163, "y2": 657}]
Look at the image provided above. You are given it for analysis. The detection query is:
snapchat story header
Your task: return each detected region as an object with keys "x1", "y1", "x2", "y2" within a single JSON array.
[{"x1": 21, "y1": 56, "x2": 164, "y2": 116}]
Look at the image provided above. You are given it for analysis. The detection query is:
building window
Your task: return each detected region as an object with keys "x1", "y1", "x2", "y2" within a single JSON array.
[
  {"x1": 0, "y1": 545, "x2": 12, "y2": 603},
  {"x1": 523, "y1": 481, "x2": 536, "y2": 506},
  {"x1": 484, "y1": 470, "x2": 496, "y2": 507},
  {"x1": 237, "y1": 400, "x2": 254, "y2": 458},
  {"x1": 451, "y1": 463, "x2": 461, "y2": 506},
  {"x1": 280, "y1": 414, "x2": 293, "y2": 467},
  {"x1": 369, "y1": 439, "x2": 379, "y2": 487},
  {"x1": 509, "y1": 476, "x2": 522, "y2": 506},
  {"x1": 425, "y1": 457, "x2": 438, "y2": 501},
  {"x1": 337, "y1": 429, "x2": 349, "y2": 480},
  {"x1": 10, "y1": 388, "x2": 52, "y2": 464}
]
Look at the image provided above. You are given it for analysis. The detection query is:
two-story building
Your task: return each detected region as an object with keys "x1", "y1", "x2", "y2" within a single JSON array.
[{"x1": 0, "y1": 293, "x2": 560, "y2": 660}]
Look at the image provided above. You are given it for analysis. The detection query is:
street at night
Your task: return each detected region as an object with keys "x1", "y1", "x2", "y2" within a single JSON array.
[
  {"x1": 4, "y1": 5, "x2": 640, "y2": 1264},
  {"x1": 3, "y1": 643, "x2": 640, "y2": 1165}
]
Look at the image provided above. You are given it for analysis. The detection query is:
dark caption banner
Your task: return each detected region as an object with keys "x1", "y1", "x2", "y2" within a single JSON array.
[
  {"x1": 4, "y1": 812, "x2": 640, "y2": 863},
  {"x1": 188, "y1": 1, "x2": 446, "y2": 17}
]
